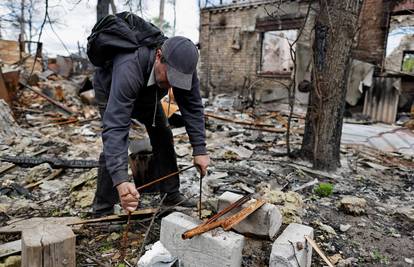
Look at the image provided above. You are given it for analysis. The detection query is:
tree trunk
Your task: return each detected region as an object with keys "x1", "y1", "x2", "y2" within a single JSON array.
[
  {"x1": 110, "y1": 0, "x2": 117, "y2": 14},
  {"x1": 19, "y1": 0, "x2": 26, "y2": 59},
  {"x1": 172, "y1": 0, "x2": 176, "y2": 35},
  {"x1": 301, "y1": 0, "x2": 362, "y2": 171},
  {"x1": 96, "y1": 0, "x2": 110, "y2": 22},
  {"x1": 159, "y1": 0, "x2": 165, "y2": 31}
]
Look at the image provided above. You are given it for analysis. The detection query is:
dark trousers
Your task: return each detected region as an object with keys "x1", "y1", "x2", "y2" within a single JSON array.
[{"x1": 92, "y1": 81, "x2": 179, "y2": 212}]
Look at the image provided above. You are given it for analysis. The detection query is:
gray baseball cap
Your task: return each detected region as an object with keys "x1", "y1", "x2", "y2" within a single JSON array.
[{"x1": 161, "y1": 36, "x2": 198, "y2": 90}]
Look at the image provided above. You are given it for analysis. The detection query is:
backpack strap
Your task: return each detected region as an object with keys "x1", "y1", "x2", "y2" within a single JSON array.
[{"x1": 137, "y1": 46, "x2": 156, "y2": 86}]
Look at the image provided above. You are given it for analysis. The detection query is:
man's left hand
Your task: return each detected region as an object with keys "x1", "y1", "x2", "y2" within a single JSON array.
[{"x1": 194, "y1": 154, "x2": 210, "y2": 178}]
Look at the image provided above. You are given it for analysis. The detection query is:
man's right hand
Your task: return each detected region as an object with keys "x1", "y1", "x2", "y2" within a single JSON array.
[{"x1": 116, "y1": 182, "x2": 139, "y2": 212}]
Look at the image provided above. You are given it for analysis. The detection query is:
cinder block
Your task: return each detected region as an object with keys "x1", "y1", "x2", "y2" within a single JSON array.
[
  {"x1": 269, "y1": 223, "x2": 314, "y2": 267},
  {"x1": 217, "y1": 191, "x2": 282, "y2": 238},
  {"x1": 160, "y1": 212, "x2": 245, "y2": 267}
]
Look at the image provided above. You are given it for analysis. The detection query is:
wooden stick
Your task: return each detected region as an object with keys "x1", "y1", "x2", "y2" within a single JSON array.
[
  {"x1": 181, "y1": 220, "x2": 223, "y2": 240},
  {"x1": 245, "y1": 126, "x2": 304, "y2": 134},
  {"x1": 137, "y1": 165, "x2": 195, "y2": 191},
  {"x1": 20, "y1": 82, "x2": 74, "y2": 115},
  {"x1": 304, "y1": 235, "x2": 334, "y2": 267},
  {"x1": 203, "y1": 194, "x2": 251, "y2": 225},
  {"x1": 24, "y1": 169, "x2": 63, "y2": 189},
  {"x1": 222, "y1": 199, "x2": 265, "y2": 230},
  {"x1": 69, "y1": 208, "x2": 157, "y2": 225},
  {"x1": 182, "y1": 199, "x2": 265, "y2": 239},
  {"x1": 119, "y1": 211, "x2": 132, "y2": 262},
  {"x1": 205, "y1": 112, "x2": 274, "y2": 127}
]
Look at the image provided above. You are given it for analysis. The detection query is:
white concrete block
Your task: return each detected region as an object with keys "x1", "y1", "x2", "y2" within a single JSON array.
[
  {"x1": 217, "y1": 191, "x2": 282, "y2": 238},
  {"x1": 160, "y1": 212, "x2": 245, "y2": 267},
  {"x1": 269, "y1": 223, "x2": 314, "y2": 267}
]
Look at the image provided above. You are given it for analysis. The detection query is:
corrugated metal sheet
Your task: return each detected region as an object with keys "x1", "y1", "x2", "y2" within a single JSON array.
[
  {"x1": 342, "y1": 123, "x2": 414, "y2": 156},
  {"x1": 363, "y1": 77, "x2": 400, "y2": 124}
]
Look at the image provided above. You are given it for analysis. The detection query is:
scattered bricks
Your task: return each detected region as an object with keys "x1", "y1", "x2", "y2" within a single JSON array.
[
  {"x1": 160, "y1": 212, "x2": 245, "y2": 267},
  {"x1": 217, "y1": 191, "x2": 282, "y2": 238},
  {"x1": 269, "y1": 223, "x2": 314, "y2": 267}
]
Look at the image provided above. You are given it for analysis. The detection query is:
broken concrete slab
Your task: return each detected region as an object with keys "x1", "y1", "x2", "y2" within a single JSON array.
[
  {"x1": 217, "y1": 191, "x2": 282, "y2": 239},
  {"x1": 269, "y1": 223, "x2": 314, "y2": 267},
  {"x1": 137, "y1": 241, "x2": 178, "y2": 267},
  {"x1": 160, "y1": 212, "x2": 245, "y2": 267}
]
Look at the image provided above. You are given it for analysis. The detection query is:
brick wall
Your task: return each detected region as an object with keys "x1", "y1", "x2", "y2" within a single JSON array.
[
  {"x1": 0, "y1": 39, "x2": 42, "y2": 72},
  {"x1": 0, "y1": 40, "x2": 21, "y2": 64},
  {"x1": 199, "y1": 1, "x2": 313, "y2": 102},
  {"x1": 353, "y1": 0, "x2": 391, "y2": 66}
]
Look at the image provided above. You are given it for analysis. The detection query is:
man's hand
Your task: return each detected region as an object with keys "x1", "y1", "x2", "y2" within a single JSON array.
[
  {"x1": 194, "y1": 154, "x2": 210, "y2": 178},
  {"x1": 116, "y1": 182, "x2": 140, "y2": 212}
]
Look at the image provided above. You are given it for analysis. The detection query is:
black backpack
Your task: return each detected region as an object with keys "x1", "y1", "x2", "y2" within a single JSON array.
[{"x1": 87, "y1": 12, "x2": 167, "y2": 67}]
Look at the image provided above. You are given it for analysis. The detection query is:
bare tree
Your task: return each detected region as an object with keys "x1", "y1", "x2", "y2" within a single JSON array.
[
  {"x1": 0, "y1": 0, "x2": 56, "y2": 54},
  {"x1": 171, "y1": 0, "x2": 176, "y2": 35},
  {"x1": 301, "y1": 0, "x2": 362, "y2": 170},
  {"x1": 159, "y1": 0, "x2": 165, "y2": 32}
]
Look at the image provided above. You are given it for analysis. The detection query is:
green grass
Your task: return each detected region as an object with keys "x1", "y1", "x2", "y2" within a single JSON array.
[
  {"x1": 371, "y1": 249, "x2": 390, "y2": 265},
  {"x1": 313, "y1": 183, "x2": 334, "y2": 197}
]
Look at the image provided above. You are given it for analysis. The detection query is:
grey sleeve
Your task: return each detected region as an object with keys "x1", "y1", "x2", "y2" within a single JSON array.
[
  {"x1": 173, "y1": 72, "x2": 207, "y2": 156},
  {"x1": 102, "y1": 59, "x2": 143, "y2": 187}
]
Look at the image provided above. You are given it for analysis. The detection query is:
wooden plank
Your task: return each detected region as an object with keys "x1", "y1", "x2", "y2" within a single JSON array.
[
  {"x1": 0, "y1": 239, "x2": 21, "y2": 258},
  {"x1": 69, "y1": 208, "x2": 157, "y2": 225},
  {"x1": 0, "y1": 217, "x2": 82, "y2": 233},
  {"x1": 22, "y1": 224, "x2": 76, "y2": 267},
  {"x1": 304, "y1": 235, "x2": 334, "y2": 267}
]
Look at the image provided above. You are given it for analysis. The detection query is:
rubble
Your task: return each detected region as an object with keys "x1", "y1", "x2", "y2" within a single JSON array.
[
  {"x1": 339, "y1": 224, "x2": 352, "y2": 232},
  {"x1": 258, "y1": 184, "x2": 304, "y2": 224},
  {"x1": 339, "y1": 196, "x2": 367, "y2": 215}
]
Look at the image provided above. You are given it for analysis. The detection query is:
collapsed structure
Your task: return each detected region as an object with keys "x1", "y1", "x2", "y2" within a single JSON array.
[{"x1": 199, "y1": 0, "x2": 414, "y2": 124}]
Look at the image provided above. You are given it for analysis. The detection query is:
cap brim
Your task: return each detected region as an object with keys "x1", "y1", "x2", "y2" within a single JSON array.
[{"x1": 166, "y1": 65, "x2": 192, "y2": 90}]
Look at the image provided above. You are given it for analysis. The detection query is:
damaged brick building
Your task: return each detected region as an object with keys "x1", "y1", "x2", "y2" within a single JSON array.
[{"x1": 198, "y1": 0, "x2": 414, "y2": 123}]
